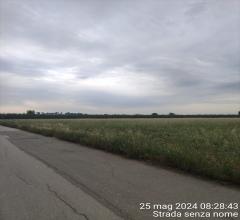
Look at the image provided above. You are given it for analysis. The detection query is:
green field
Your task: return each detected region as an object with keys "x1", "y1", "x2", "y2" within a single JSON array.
[{"x1": 0, "y1": 118, "x2": 239, "y2": 184}]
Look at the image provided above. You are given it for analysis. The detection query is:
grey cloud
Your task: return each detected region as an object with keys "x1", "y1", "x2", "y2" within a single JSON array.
[
  {"x1": 185, "y1": 1, "x2": 206, "y2": 17},
  {"x1": 0, "y1": 0, "x2": 239, "y2": 113},
  {"x1": 74, "y1": 90, "x2": 158, "y2": 108},
  {"x1": 215, "y1": 81, "x2": 240, "y2": 93},
  {"x1": 0, "y1": 57, "x2": 51, "y2": 76}
]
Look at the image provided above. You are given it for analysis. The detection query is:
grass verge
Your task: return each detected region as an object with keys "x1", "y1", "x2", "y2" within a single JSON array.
[{"x1": 0, "y1": 118, "x2": 239, "y2": 184}]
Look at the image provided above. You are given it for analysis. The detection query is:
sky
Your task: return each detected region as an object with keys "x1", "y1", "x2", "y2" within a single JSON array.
[{"x1": 0, "y1": 0, "x2": 239, "y2": 114}]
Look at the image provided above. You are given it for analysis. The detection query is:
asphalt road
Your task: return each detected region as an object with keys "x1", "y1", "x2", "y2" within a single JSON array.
[
  {"x1": 0, "y1": 125, "x2": 239, "y2": 220},
  {"x1": 0, "y1": 126, "x2": 122, "y2": 220}
]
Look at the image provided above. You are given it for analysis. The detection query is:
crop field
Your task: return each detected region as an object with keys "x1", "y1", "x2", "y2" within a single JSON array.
[{"x1": 0, "y1": 118, "x2": 239, "y2": 184}]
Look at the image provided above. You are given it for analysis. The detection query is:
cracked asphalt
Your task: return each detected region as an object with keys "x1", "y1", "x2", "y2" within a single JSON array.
[
  {"x1": 0, "y1": 125, "x2": 240, "y2": 220},
  {"x1": 0, "y1": 126, "x2": 122, "y2": 220}
]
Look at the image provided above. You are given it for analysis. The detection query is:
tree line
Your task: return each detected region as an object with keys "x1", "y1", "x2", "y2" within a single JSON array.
[{"x1": 0, "y1": 110, "x2": 239, "y2": 119}]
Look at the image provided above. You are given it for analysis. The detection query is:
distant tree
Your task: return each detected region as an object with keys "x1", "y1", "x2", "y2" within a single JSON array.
[
  {"x1": 169, "y1": 112, "x2": 175, "y2": 116},
  {"x1": 151, "y1": 113, "x2": 158, "y2": 117},
  {"x1": 26, "y1": 110, "x2": 35, "y2": 115}
]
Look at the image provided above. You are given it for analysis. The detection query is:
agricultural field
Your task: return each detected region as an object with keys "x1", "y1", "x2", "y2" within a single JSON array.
[{"x1": 0, "y1": 118, "x2": 239, "y2": 184}]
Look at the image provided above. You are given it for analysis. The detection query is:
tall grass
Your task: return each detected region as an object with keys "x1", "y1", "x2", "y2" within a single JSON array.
[{"x1": 1, "y1": 118, "x2": 239, "y2": 184}]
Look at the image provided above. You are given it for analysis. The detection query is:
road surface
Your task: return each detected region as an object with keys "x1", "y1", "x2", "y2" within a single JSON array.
[
  {"x1": 0, "y1": 125, "x2": 239, "y2": 220},
  {"x1": 0, "y1": 126, "x2": 122, "y2": 220}
]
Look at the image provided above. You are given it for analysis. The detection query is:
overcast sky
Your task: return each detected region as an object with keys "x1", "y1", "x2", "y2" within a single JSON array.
[{"x1": 0, "y1": 0, "x2": 239, "y2": 114}]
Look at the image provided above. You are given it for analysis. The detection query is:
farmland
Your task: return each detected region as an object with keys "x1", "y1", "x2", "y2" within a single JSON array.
[{"x1": 0, "y1": 118, "x2": 239, "y2": 184}]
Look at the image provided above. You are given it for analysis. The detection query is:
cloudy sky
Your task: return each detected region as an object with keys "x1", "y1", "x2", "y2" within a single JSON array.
[{"x1": 0, "y1": 0, "x2": 239, "y2": 114}]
